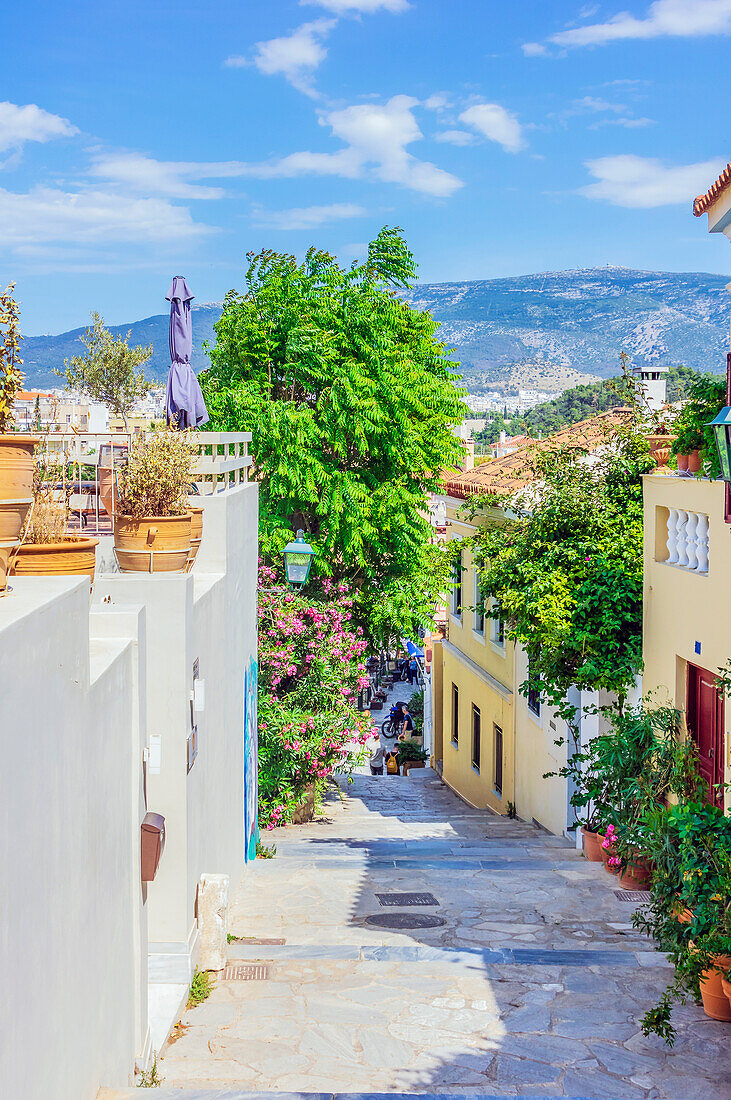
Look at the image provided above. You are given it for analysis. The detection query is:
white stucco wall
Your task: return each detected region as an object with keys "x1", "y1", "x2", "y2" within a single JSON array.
[
  {"x1": 0, "y1": 578, "x2": 146, "y2": 1100},
  {"x1": 0, "y1": 480, "x2": 258, "y2": 1099}
]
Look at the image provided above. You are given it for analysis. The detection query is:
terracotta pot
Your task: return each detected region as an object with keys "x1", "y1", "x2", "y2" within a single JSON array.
[
  {"x1": 0, "y1": 435, "x2": 38, "y2": 542},
  {"x1": 617, "y1": 858, "x2": 652, "y2": 890},
  {"x1": 582, "y1": 827, "x2": 605, "y2": 862},
  {"x1": 700, "y1": 954, "x2": 731, "y2": 1022},
  {"x1": 600, "y1": 839, "x2": 616, "y2": 865},
  {"x1": 186, "y1": 505, "x2": 204, "y2": 571},
  {"x1": 11, "y1": 536, "x2": 99, "y2": 582},
  {"x1": 676, "y1": 453, "x2": 689, "y2": 473},
  {"x1": 672, "y1": 898, "x2": 693, "y2": 924},
  {"x1": 721, "y1": 974, "x2": 731, "y2": 1011},
  {"x1": 646, "y1": 433, "x2": 672, "y2": 455},
  {"x1": 653, "y1": 446, "x2": 671, "y2": 472},
  {"x1": 686, "y1": 450, "x2": 702, "y2": 474},
  {"x1": 114, "y1": 512, "x2": 192, "y2": 573}
]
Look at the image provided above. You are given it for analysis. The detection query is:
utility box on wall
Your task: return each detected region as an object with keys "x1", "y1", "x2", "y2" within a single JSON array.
[{"x1": 141, "y1": 812, "x2": 165, "y2": 882}]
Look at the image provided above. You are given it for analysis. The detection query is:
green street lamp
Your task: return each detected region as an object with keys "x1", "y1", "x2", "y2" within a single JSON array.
[
  {"x1": 282, "y1": 529, "x2": 315, "y2": 588},
  {"x1": 708, "y1": 406, "x2": 731, "y2": 481}
]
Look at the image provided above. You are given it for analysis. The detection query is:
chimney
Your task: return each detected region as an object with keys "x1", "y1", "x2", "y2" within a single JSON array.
[{"x1": 632, "y1": 364, "x2": 668, "y2": 412}]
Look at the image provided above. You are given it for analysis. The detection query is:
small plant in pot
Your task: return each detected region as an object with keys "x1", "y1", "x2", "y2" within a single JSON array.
[
  {"x1": 114, "y1": 431, "x2": 195, "y2": 573},
  {"x1": 11, "y1": 459, "x2": 99, "y2": 582},
  {"x1": 0, "y1": 284, "x2": 38, "y2": 593},
  {"x1": 670, "y1": 373, "x2": 725, "y2": 476},
  {"x1": 396, "y1": 739, "x2": 428, "y2": 775}
]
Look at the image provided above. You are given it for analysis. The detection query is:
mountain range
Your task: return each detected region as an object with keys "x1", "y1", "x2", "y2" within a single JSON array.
[{"x1": 21, "y1": 267, "x2": 731, "y2": 393}]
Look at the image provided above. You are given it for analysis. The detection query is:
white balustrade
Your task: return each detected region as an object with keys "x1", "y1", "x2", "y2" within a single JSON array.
[
  {"x1": 666, "y1": 508, "x2": 679, "y2": 564},
  {"x1": 665, "y1": 508, "x2": 709, "y2": 574}
]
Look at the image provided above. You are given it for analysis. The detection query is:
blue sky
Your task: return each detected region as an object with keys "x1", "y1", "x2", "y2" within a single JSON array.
[{"x1": 2, "y1": 0, "x2": 731, "y2": 333}]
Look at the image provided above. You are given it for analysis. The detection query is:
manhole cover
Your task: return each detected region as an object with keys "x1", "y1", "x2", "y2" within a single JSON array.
[
  {"x1": 614, "y1": 890, "x2": 651, "y2": 903},
  {"x1": 365, "y1": 912, "x2": 447, "y2": 930},
  {"x1": 222, "y1": 964, "x2": 270, "y2": 980},
  {"x1": 376, "y1": 892, "x2": 439, "y2": 907}
]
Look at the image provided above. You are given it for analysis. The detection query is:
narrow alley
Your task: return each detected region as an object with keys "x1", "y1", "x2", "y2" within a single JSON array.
[{"x1": 123, "y1": 762, "x2": 731, "y2": 1100}]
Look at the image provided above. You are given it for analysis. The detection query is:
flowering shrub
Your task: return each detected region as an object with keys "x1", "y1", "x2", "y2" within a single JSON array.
[{"x1": 258, "y1": 563, "x2": 372, "y2": 828}]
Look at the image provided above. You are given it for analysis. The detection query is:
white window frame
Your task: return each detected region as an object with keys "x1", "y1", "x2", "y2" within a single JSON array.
[
  {"x1": 490, "y1": 599, "x2": 505, "y2": 655},
  {"x1": 472, "y1": 566, "x2": 485, "y2": 639}
]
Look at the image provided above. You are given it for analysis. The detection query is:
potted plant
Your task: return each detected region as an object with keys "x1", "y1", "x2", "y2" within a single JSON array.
[
  {"x1": 396, "y1": 739, "x2": 428, "y2": 775},
  {"x1": 11, "y1": 458, "x2": 98, "y2": 582},
  {"x1": 113, "y1": 432, "x2": 195, "y2": 572},
  {"x1": 0, "y1": 284, "x2": 38, "y2": 592},
  {"x1": 670, "y1": 373, "x2": 725, "y2": 476},
  {"x1": 634, "y1": 798, "x2": 731, "y2": 1043}
]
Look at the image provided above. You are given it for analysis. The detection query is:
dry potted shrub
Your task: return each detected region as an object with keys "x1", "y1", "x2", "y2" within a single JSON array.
[
  {"x1": 114, "y1": 431, "x2": 196, "y2": 573},
  {"x1": 11, "y1": 459, "x2": 99, "y2": 582},
  {"x1": 0, "y1": 283, "x2": 38, "y2": 594}
]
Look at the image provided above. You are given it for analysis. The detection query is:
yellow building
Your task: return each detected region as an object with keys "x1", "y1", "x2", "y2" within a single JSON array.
[
  {"x1": 643, "y1": 474, "x2": 730, "y2": 813},
  {"x1": 639, "y1": 162, "x2": 731, "y2": 815},
  {"x1": 432, "y1": 410, "x2": 630, "y2": 836}
]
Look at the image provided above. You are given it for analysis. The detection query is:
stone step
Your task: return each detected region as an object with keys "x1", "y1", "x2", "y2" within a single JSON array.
[{"x1": 110, "y1": 1091, "x2": 607, "y2": 1099}]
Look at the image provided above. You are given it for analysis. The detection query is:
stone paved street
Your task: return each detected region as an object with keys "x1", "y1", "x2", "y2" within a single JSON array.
[{"x1": 128, "y1": 757, "x2": 731, "y2": 1099}]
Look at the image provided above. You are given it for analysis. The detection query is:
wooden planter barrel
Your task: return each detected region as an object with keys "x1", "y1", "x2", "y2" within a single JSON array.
[
  {"x1": 114, "y1": 513, "x2": 192, "y2": 573},
  {"x1": 11, "y1": 536, "x2": 99, "y2": 582}
]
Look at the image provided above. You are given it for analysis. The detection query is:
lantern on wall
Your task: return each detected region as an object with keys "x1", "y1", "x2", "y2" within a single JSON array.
[
  {"x1": 708, "y1": 407, "x2": 731, "y2": 481},
  {"x1": 282, "y1": 529, "x2": 315, "y2": 588}
]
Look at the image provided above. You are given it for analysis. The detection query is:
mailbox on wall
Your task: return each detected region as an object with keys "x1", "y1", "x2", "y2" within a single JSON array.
[{"x1": 141, "y1": 812, "x2": 165, "y2": 882}]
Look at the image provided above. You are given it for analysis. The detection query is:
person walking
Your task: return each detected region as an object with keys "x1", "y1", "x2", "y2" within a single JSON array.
[
  {"x1": 408, "y1": 656, "x2": 418, "y2": 684},
  {"x1": 399, "y1": 703, "x2": 415, "y2": 740},
  {"x1": 369, "y1": 737, "x2": 384, "y2": 775}
]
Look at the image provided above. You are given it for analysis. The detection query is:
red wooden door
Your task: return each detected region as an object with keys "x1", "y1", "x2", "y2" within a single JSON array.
[{"x1": 687, "y1": 663, "x2": 725, "y2": 807}]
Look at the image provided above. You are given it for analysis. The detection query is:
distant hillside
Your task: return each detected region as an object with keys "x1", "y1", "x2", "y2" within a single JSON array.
[
  {"x1": 23, "y1": 304, "x2": 222, "y2": 388},
  {"x1": 473, "y1": 366, "x2": 703, "y2": 445},
  {"x1": 405, "y1": 267, "x2": 730, "y2": 389},
  {"x1": 21, "y1": 267, "x2": 731, "y2": 389}
]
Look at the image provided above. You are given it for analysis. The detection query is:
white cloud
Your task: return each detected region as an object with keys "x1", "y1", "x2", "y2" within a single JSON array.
[
  {"x1": 0, "y1": 185, "x2": 209, "y2": 248},
  {"x1": 579, "y1": 154, "x2": 724, "y2": 208},
  {"x1": 589, "y1": 116, "x2": 656, "y2": 129},
  {"x1": 303, "y1": 0, "x2": 410, "y2": 12},
  {"x1": 88, "y1": 152, "x2": 248, "y2": 199},
  {"x1": 434, "y1": 130, "x2": 476, "y2": 146},
  {"x1": 227, "y1": 19, "x2": 335, "y2": 96},
  {"x1": 423, "y1": 94, "x2": 451, "y2": 111},
  {"x1": 459, "y1": 103, "x2": 525, "y2": 153},
  {"x1": 551, "y1": 0, "x2": 731, "y2": 47},
  {"x1": 573, "y1": 95, "x2": 626, "y2": 113},
  {"x1": 522, "y1": 41, "x2": 548, "y2": 56},
  {"x1": 241, "y1": 95, "x2": 463, "y2": 197},
  {"x1": 0, "y1": 101, "x2": 77, "y2": 154},
  {"x1": 253, "y1": 202, "x2": 366, "y2": 229}
]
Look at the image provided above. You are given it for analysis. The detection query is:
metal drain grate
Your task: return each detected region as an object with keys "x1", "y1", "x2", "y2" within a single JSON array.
[
  {"x1": 376, "y1": 892, "x2": 439, "y2": 907},
  {"x1": 614, "y1": 890, "x2": 651, "y2": 903},
  {"x1": 365, "y1": 912, "x2": 446, "y2": 930},
  {"x1": 222, "y1": 964, "x2": 270, "y2": 980}
]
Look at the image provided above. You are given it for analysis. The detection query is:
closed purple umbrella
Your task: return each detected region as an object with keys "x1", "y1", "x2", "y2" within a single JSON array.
[{"x1": 165, "y1": 275, "x2": 208, "y2": 429}]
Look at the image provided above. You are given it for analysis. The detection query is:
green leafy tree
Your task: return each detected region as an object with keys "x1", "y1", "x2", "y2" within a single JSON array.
[
  {"x1": 468, "y1": 394, "x2": 653, "y2": 760},
  {"x1": 201, "y1": 227, "x2": 467, "y2": 643},
  {"x1": 60, "y1": 312, "x2": 152, "y2": 429}
]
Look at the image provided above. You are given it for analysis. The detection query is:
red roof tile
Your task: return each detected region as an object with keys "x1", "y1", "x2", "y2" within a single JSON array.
[
  {"x1": 693, "y1": 163, "x2": 731, "y2": 217},
  {"x1": 441, "y1": 408, "x2": 631, "y2": 500}
]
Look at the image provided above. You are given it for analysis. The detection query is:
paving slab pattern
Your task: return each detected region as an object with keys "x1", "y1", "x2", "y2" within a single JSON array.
[{"x1": 148, "y1": 733, "x2": 731, "y2": 1099}]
